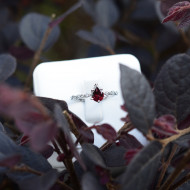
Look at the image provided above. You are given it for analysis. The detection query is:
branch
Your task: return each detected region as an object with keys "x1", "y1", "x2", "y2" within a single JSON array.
[
  {"x1": 56, "y1": 130, "x2": 81, "y2": 190},
  {"x1": 159, "y1": 127, "x2": 190, "y2": 147},
  {"x1": 169, "y1": 173, "x2": 190, "y2": 190},
  {"x1": 160, "y1": 150, "x2": 190, "y2": 190},
  {"x1": 24, "y1": 25, "x2": 53, "y2": 90},
  {"x1": 156, "y1": 144, "x2": 178, "y2": 189},
  {"x1": 11, "y1": 165, "x2": 73, "y2": 190},
  {"x1": 100, "y1": 122, "x2": 133, "y2": 151},
  {"x1": 24, "y1": 1, "x2": 82, "y2": 90},
  {"x1": 63, "y1": 110, "x2": 82, "y2": 142},
  {"x1": 49, "y1": 1, "x2": 82, "y2": 28}
]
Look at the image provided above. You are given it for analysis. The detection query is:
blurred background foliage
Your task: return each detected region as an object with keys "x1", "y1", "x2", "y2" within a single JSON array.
[{"x1": 0, "y1": 0, "x2": 188, "y2": 87}]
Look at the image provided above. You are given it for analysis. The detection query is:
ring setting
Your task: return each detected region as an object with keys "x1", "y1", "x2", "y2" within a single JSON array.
[{"x1": 71, "y1": 84, "x2": 118, "y2": 103}]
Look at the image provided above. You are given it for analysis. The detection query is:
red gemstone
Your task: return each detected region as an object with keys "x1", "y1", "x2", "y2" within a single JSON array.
[{"x1": 92, "y1": 86, "x2": 104, "y2": 102}]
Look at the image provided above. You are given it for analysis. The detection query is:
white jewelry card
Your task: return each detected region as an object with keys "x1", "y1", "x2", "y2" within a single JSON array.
[{"x1": 33, "y1": 54, "x2": 147, "y2": 147}]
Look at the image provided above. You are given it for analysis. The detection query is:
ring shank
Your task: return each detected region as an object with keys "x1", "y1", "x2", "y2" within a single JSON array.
[{"x1": 71, "y1": 91, "x2": 118, "y2": 102}]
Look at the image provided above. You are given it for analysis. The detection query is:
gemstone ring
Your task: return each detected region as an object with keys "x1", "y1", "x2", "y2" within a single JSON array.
[{"x1": 71, "y1": 84, "x2": 118, "y2": 103}]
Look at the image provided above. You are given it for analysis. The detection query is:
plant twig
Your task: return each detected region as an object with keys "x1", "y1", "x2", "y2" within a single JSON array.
[
  {"x1": 24, "y1": 26, "x2": 53, "y2": 90},
  {"x1": 160, "y1": 150, "x2": 190, "y2": 190},
  {"x1": 56, "y1": 130, "x2": 81, "y2": 190},
  {"x1": 169, "y1": 173, "x2": 190, "y2": 190},
  {"x1": 156, "y1": 144, "x2": 178, "y2": 189},
  {"x1": 51, "y1": 139, "x2": 68, "y2": 167},
  {"x1": 159, "y1": 127, "x2": 190, "y2": 147},
  {"x1": 24, "y1": 2, "x2": 82, "y2": 90},
  {"x1": 106, "y1": 47, "x2": 116, "y2": 55},
  {"x1": 100, "y1": 122, "x2": 133, "y2": 151},
  {"x1": 49, "y1": 1, "x2": 82, "y2": 28},
  {"x1": 123, "y1": 0, "x2": 137, "y2": 21},
  {"x1": 12, "y1": 165, "x2": 73, "y2": 190},
  {"x1": 63, "y1": 110, "x2": 81, "y2": 142}
]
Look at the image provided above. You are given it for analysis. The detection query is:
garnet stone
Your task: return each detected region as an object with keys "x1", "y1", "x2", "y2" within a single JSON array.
[{"x1": 91, "y1": 85, "x2": 104, "y2": 102}]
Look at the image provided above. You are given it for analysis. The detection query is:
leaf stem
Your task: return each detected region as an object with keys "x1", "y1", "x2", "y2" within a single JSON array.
[
  {"x1": 11, "y1": 165, "x2": 73, "y2": 190},
  {"x1": 156, "y1": 144, "x2": 178, "y2": 189},
  {"x1": 159, "y1": 150, "x2": 190, "y2": 190}
]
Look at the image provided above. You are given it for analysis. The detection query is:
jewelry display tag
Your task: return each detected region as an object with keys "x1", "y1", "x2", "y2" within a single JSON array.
[{"x1": 33, "y1": 54, "x2": 147, "y2": 147}]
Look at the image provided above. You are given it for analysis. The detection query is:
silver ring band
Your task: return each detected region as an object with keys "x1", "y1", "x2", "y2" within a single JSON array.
[
  {"x1": 71, "y1": 84, "x2": 118, "y2": 103},
  {"x1": 71, "y1": 91, "x2": 118, "y2": 102}
]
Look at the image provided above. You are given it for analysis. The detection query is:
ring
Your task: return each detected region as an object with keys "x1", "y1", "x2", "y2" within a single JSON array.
[{"x1": 71, "y1": 84, "x2": 118, "y2": 103}]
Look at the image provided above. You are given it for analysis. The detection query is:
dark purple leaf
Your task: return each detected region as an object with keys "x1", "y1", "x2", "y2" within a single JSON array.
[
  {"x1": 20, "y1": 135, "x2": 30, "y2": 145},
  {"x1": 120, "y1": 64, "x2": 155, "y2": 135},
  {"x1": 39, "y1": 97, "x2": 68, "y2": 112},
  {"x1": 82, "y1": 0, "x2": 95, "y2": 17},
  {"x1": 20, "y1": 146, "x2": 52, "y2": 173},
  {"x1": 121, "y1": 104, "x2": 128, "y2": 112},
  {"x1": 77, "y1": 25, "x2": 116, "y2": 50},
  {"x1": 162, "y1": 1, "x2": 190, "y2": 28},
  {"x1": 19, "y1": 13, "x2": 60, "y2": 51},
  {"x1": 0, "y1": 122, "x2": 5, "y2": 133},
  {"x1": 177, "y1": 182, "x2": 190, "y2": 190},
  {"x1": 0, "y1": 84, "x2": 57, "y2": 151},
  {"x1": 151, "y1": 114, "x2": 178, "y2": 138},
  {"x1": 120, "y1": 141, "x2": 162, "y2": 190},
  {"x1": 39, "y1": 145, "x2": 54, "y2": 159},
  {"x1": 131, "y1": 0, "x2": 157, "y2": 21},
  {"x1": 93, "y1": 124, "x2": 117, "y2": 142},
  {"x1": 92, "y1": 25, "x2": 116, "y2": 49},
  {"x1": 18, "y1": 169, "x2": 58, "y2": 190},
  {"x1": 0, "y1": 131, "x2": 20, "y2": 155},
  {"x1": 0, "y1": 54, "x2": 17, "y2": 81},
  {"x1": 56, "y1": 153, "x2": 65, "y2": 162},
  {"x1": 2, "y1": 22, "x2": 19, "y2": 46},
  {"x1": 49, "y1": 1, "x2": 82, "y2": 28},
  {"x1": 9, "y1": 46, "x2": 34, "y2": 60},
  {"x1": 69, "y1": 112, "x2": 94, "y2": 143},
  {"x1": 95, "y1": 0, "x2": 119, "y2": 27},
  {"x1": 30, "y1": 120, "x2": 57, "y2": 151},
  {"x1": 0, "y1": 154, "x2": 21, "y2": 167},
  {"x1": 54, "y1": 104, "x2": 86, "y2": 170},
  {"x1": 121, "y1": 115, "x2": 131, "y2": 123},
  {"x1": 102, "y1": 144, "x2": 126, "y2": 167},
  {"x1": 6, "y1": 146, "x2": 53, "y2": 182},
  {"x1": 160, "y1": 0, "x2": 182, "y2": 16},
  {"x1": 119, "y1": 133, "x2": 143, "y2": 149},
  {"x1": 174, "y1": 133, "x2": 190, "y2": 147},
  {"x1": 82, "y1": 172, "x2": 105, "y2": 190},
  {"x1": 178, "y1": 114, "x2": 190, "y2": 129},
  {"x1": 155, "y1": 27, "x2": 180, "y2": 52},
  {"x1": 154, "y1": 54, "x2": 190, "y2": 124},
  {"x1": 95, "y1": 166, "x2": 109, "y2": 184},
  {"x1": 78, "y1": 127, "x2": 94, "y2": 143},
  {"x1": 38, "y1": 97, "x2": 93, "y2": 141},
  {"x1": 124, "y1": 149, "x2": 141, "y2": 165},
  {"x1": 82, "y1": 143, "x2": 106, "y2": 169},
  {"x1": 0, "y1": 7, "x2": 10, "y2": 28}
]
